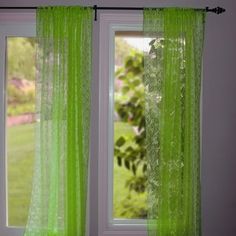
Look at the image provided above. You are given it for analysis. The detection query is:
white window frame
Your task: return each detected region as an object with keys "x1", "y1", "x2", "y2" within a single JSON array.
[
  {"x1": 98, "y1": 12, "x2": 147, "y2": 236},
  {"x1": 0, "y1": 12, "x2": 36, "y2": 236}
]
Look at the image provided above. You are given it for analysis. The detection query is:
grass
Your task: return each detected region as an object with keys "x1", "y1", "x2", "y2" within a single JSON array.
[
  {"x1": 7, "y1": 123, "x2": 35, "y2": 226},
  {"x1": 7, "y1": 122, "x2": 146, "y2": 226}
]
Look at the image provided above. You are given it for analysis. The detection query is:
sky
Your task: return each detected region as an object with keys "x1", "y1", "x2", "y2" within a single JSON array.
[{"x1": 124, "y1": 37, "x2": 151, "y2": 52}]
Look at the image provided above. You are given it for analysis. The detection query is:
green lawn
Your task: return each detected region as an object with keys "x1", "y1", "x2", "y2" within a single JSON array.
[
  {"x1": 7, "y1": 123, "x2": 35, "y2": 226},
  {"x1": 7, "y1": 122, "x2": 146, "y2": 226}
]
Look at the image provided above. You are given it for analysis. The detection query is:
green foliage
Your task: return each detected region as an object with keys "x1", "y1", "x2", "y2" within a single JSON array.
[
  {"x1": 7, "y1": 104, "x2": 35, "y2": 116},
  {"x1": 7, "y1": 38, "x2": 36, "y2": 116},
  {"x1": 8, "y1": 84, "x2": 34, "y2": 104},
  {"x1": 115, "y1": 37, "x2": 133, "y2": 66},
  {"x1": 7, "y1": 83, "x2": 35, "y2": 116},
  {"x1": 119, "y1": 192, "x2": 147, "y2": 219},
  {"x1": 113, "y1": 122, "x2": 147, "y2": 219},
  {"x1": 7, "y1": 37, "x2": 36, "y2": 81},
  {"x1": 114, "y1": 49, "x2": 147, "y2": 217}
]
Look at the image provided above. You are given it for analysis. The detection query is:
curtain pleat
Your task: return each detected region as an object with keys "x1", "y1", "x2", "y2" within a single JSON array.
[
  {"x1": 24, "y1": 6, "x2": 92, "y2": 236},
  {"x1": 144, "y1": 8, "x2": 205, "y2": 236}
]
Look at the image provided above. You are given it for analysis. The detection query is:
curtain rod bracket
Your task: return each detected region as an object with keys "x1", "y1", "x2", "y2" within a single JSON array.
[{"x1": 93, "y1": 5, "x2": 98, "y2": 21}]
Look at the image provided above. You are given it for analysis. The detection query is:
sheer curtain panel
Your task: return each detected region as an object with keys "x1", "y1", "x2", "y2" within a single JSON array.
[
  {"x1": 144, "y1": 8, "x2": 205, "y2": 236},
  {"x1": 24, "y1": 6, "x2": 93, "y2": 236}
]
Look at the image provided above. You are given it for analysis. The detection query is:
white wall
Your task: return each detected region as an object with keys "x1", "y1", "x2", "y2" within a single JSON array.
[{"x1": 1, "y1": 1, "x2": 236, "y2": 236}]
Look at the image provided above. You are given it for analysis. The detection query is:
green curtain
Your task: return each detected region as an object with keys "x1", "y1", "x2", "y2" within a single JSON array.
[
  {"x1": 24, "y1": 6, "x2": 92, "y2": 236},
  {"x1": 144, "y1": 8, "x2": 205, "y2": 236}
]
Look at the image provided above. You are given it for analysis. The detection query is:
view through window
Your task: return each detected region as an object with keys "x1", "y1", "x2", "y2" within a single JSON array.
[
  {"x1": 113, "y1": 33, "x2": 148, "y2": 219},
  {"x1": 6, "y1": 34, "x2": 149, "y2": 225},
  {"x1": 6, "y1": 37, "x2": 36, "y2": 226}
]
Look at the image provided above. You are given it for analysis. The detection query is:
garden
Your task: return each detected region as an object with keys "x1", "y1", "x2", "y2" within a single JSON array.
[{"x1": 7, "y1": 36, "x2": 149, "y2": 225}]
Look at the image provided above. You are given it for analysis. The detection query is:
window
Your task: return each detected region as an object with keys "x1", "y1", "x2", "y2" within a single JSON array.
[
  {"x1": 0, "y1": 11, "x2": 147, "y2": 236},
  {"x1": 0, "y1": 13, "x2": 36, "y2": 236},
  {"x1": 98, "y1": 12, "x2": 147, "y2": 235}
]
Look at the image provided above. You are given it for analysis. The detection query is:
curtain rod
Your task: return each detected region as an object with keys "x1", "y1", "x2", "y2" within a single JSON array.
[{"x1": 0, "y1": 5, "x2": 226, "y2": 21}]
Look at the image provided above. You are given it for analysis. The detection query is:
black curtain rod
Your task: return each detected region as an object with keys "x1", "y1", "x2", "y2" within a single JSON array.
[
  {"x1": 0, "y1": 5, "x2": 226, "y2": 21},
  {"x1": 93, "y1": 6, "x2": 225, "y2": 21}
]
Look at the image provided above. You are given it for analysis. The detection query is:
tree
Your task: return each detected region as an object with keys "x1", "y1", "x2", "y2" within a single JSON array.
[
  {"x1": 114, "y1": 49, "x2": 147, "y2": 217},
  {"x1": 114, "y1": 38, "x2": 165, "y2": 217},
  {"x1": 7, "y1": 38, "x2": 36, "y2": 116},
  {"x1": 115, "y1": 37, "x2": 133, "y2": 66},
  {"x1": 7, "y1": 37, "x2": 36, "y2": 81}
]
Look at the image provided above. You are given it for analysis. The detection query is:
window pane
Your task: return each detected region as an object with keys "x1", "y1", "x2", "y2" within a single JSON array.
[
  {"x1": 113, "y1": 33, "x2": 147, "y2": 219},
  {"x1": 6, "y1": 37, "x2": 36, "y2": 226}
]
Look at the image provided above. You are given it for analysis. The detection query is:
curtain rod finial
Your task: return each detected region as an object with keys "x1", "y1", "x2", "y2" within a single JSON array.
[{"x1": 206, "y1": 6, "x2": 226, "y2": 14}]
